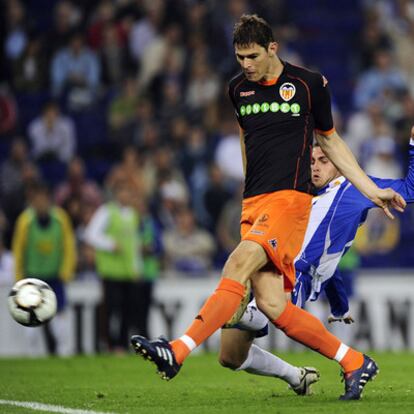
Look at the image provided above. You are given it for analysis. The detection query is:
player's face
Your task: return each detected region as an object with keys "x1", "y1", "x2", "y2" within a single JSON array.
[
  {"x1": 311, "y1": 146, "x2": 340, "y2": 188},
  {"x1": 235, "y1": 43, "x2": 275, "y2": 82}
]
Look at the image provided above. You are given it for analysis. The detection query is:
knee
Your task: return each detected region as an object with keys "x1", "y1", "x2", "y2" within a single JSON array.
[
  {"x1": 255, "y1": 294, "x2": 287, "y2": 320},
  {"x1": 218, "y1": 353, "x2": 245, "y2": 370}
]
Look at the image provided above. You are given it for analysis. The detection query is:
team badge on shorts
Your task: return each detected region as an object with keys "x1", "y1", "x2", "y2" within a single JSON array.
[
  {"x1": 268, "y1": 238, "x2": 278, "y2": 250},
  {"x1": 279, "y1": 83, "x2": 296, "y2": 101}
]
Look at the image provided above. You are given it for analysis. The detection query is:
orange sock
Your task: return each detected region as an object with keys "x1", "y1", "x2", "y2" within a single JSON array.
[
  {"x1": 170, "y1": 278, "x2": 245, "y2": 364},
  {"x1": 274, "y1": 301, "x2": 363, "y2": 372},
  {"x1": 336, "y1": 345, "x2": 364, "y2": 373}
]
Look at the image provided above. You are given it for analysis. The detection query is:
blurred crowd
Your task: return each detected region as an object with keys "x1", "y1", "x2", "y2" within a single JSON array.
[{"x1": 1, "y1": 0, "x2": 414, "y2": 351}]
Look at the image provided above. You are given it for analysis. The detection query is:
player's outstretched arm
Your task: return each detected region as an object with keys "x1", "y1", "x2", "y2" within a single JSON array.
[{"x1": 315, "y1": 130, "x2": 406, "y2": 219}]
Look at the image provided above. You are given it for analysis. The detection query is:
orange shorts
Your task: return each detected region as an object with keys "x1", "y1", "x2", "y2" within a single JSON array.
[{"x1": 240, "y1": 190, "x2": 312, "y2": 292}]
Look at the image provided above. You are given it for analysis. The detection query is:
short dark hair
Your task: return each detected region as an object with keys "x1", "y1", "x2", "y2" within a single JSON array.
[{"x1": 233, "y1": 14, "x2": 274, "y2": 49}]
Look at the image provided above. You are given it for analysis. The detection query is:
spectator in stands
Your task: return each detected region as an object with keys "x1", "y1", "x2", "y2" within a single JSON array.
[
  {"x1": 108, "y1": 77, "x2": 141, "y2": 149},
  {"x1": 345, "y1": 103, "x2": 382, "y2": 158},
  {"x1": 4, "y1": 0, "x2": 28, "y2": 62},
  {"x1": 216, "y1": 183, "x2": 243, "y2": 256},
  {"x1": 131, "y1": 98, "x2": 156, "y2": 151},
  {"x1": 0, "y1": 139, "x2": 40, "y2": 245},
  {"x1": 105, "y1": 146, "x2": 150, "y2": 201},
  {"x1": 157, "y1": 80, "x2": 186, "y2": 128},
  {"x1": 0, "y1": 86, "x2": 18, "y2": 136},
  {"x1": 365, "y1": 135, "x2": 402, "y2": 179},
  {"x1": 10, "y1": 36, "x2": 48, "y2": 93},
  {"x1": 0, "y1": 138, "x2": 28, "y2": 204},
  {"x1": 203, "y1": 163, "x2": 232, "y2": 232},
  {"x1": 214, "y1": 117, "x2": 244, "y2": 186},
  {"x1": 55, "y1": 156, "x2": 102, "y2": 228},
  {"x1": 162, "y1": 206, "x2": 215, "y2": 277},
  {"x1": 179, "y1": 126, "x2": 212, "y2": 223},
  {"x1": 186, "y1": 58, "x2": 221, "y2": 113},
  {"x1": 87, "y1": 0, "x2": 116, "y2": 50},
  {"x1": 12, "y1": 182, "x2": 76, "y2": 355},
  {"x1": 51, "y1": 31, "x2": 100, "y2": 109},
  {"x1": 354, "y1": 13, "x2": 392, "y2": 72},
  {"x1": 28, "y1": 101, "x2": 76, "y2": 163},
  {"x1": 353, "y1": 49, "x2": 407, "y2": 110},
  {"x1": 46, "y1": 0, "x2": 82, "y2": 59},
  {"x1": 169, "y1": 116, "x2": 190, "y2": 153},
  {"x1": 129, "y1": 0, "x2": 165, "y2": 63},
  {"x1": 395, "y1": 92, "x2": 414, "y2": 151},
  {"x1": 100, "y1": 22, "x2": 134, "y2": 87},
  {"x1": 84, "y1": 182, "x2": 141, "y2": 353},
  {"x1": 137, "y1": 23, "x2": 186, "y2": 92},
  {"x1": 155, "y1": 178, "x2": 189, "y2": 230}
]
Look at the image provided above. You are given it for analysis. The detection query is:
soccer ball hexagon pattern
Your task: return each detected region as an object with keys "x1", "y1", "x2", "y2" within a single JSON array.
[{"x1": 8, "y1": 278, "x2": 57, "y2": 327}]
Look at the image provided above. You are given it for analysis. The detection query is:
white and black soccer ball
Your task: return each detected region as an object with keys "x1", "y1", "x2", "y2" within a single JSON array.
[{"x1": 8, "y1": 278, "x2": 57, "y2": 327}]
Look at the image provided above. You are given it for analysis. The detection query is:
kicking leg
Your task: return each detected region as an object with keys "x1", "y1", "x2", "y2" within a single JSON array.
[{"x1": 131, "y1": 240, "x2": 268, "y2": 379}]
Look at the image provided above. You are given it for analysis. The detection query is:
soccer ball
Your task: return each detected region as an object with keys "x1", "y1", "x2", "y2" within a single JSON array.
[{"x1": 8, "y1": 278, "x2": 57, "y2": 327}]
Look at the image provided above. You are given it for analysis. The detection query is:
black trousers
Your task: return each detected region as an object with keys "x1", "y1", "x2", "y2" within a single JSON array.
[
  {"x1": 102, "y1": 279, "x2": 137, "y2": 350},
  {"x1": 134, "y1": 280, "x2": 154, "y2": 338},
  {"x1": 101, "y1": 279, "x2": 154, "y2": 350}
]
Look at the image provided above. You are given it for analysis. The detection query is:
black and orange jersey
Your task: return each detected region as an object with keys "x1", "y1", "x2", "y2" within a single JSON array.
[{"x1": 228, "y1": 61, "x2": 334, "y2": 198}]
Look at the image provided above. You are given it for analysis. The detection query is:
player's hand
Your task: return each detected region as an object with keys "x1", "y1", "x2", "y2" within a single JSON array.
[
  {"x1": 328, "y1": 314, "x2": 355, "y2": 324},
  {"x1": 343, "y1": 315, "x2": 355, "y2": 324},
  {"x1": 370, "y1": 188, "x2": 406, "y2": 219}
]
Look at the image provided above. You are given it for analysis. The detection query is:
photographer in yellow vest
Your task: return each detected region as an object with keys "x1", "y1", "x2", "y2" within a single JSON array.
[{"x1": 85, "y1": 182, "x2": 141, "y2": 352}]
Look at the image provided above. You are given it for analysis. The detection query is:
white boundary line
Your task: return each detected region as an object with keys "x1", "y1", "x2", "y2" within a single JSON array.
[{"x1": 0, "y1": 399, "x2": 118, "y2": 414}]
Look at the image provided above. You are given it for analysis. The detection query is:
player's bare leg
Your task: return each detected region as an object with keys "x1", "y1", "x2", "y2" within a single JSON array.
[{"x1": 219, "y1": 328, "x2": 320, "y2": 395}]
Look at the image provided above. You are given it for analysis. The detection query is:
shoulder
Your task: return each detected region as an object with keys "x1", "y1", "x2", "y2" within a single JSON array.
[
  {"x1": 285, "y1": 62, "x2": 326, "y2": 89},
  {"x1": 228, "y1": 72, "x2": 248, "y2": 97},
  {"x1": 52, "y1": 206, "x2": 71, "y2": 223},
  {"x1": 17, "y1": 209, "x2": 34, "y2": 226}
]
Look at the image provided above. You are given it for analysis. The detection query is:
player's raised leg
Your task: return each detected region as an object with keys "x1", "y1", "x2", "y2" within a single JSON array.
[{"x1": 131, "y1": 240, "x2": 267, "y2": 380}]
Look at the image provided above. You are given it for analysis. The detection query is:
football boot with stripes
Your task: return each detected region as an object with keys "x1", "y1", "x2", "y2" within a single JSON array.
[
  {"x1": 131, "y1": 335, "x2": 181, "y2": 380},
  {"x1": 290, "y1": 366, "x2": 320, "y2": 396},
  {"x1": 339, "y1": 355, "x2": 379, "y2": 400}
]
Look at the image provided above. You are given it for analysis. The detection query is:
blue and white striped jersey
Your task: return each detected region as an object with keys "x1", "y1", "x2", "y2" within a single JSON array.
[{"x1": 292, "y1": 141, "x2": 414, "y2": 316}]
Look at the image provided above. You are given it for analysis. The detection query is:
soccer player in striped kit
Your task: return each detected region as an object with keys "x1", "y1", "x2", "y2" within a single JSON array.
[{"x1": 220, "y1": 126, "x2": 414, "y2": 397}]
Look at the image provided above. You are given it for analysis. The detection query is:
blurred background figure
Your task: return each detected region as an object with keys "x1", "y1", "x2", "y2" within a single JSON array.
[
  {"x1": 84, "y1": 182, "x2": 141, "y2": 353},
  {"x1": 51, "y1": 31, "x2": 100, "y2": 110},
  {"x1": 162, "y1": 206, "x2": 215, "y2": 278},
  {"x1": 0, "y1": 210, "x2": 14, "y2": 286},
  {"x1": 12, "y1": 182, "x2": 76, "y2": 356},
  {"x1": 55, "y1": 156, "x2": 102, "y2": 228},
  {"x1": 28, "y1": 101, "x2": 76, "y2": 163}
]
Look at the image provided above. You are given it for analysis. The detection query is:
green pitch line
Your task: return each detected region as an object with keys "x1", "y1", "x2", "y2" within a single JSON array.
[{"x1": 0, "y1": 352, "x2": 413, "y2": 414}]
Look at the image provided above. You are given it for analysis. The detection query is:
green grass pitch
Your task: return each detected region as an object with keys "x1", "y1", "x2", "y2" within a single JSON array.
[{"x1": 1, "y1": 352, "x2": 414, "y2": 414}]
